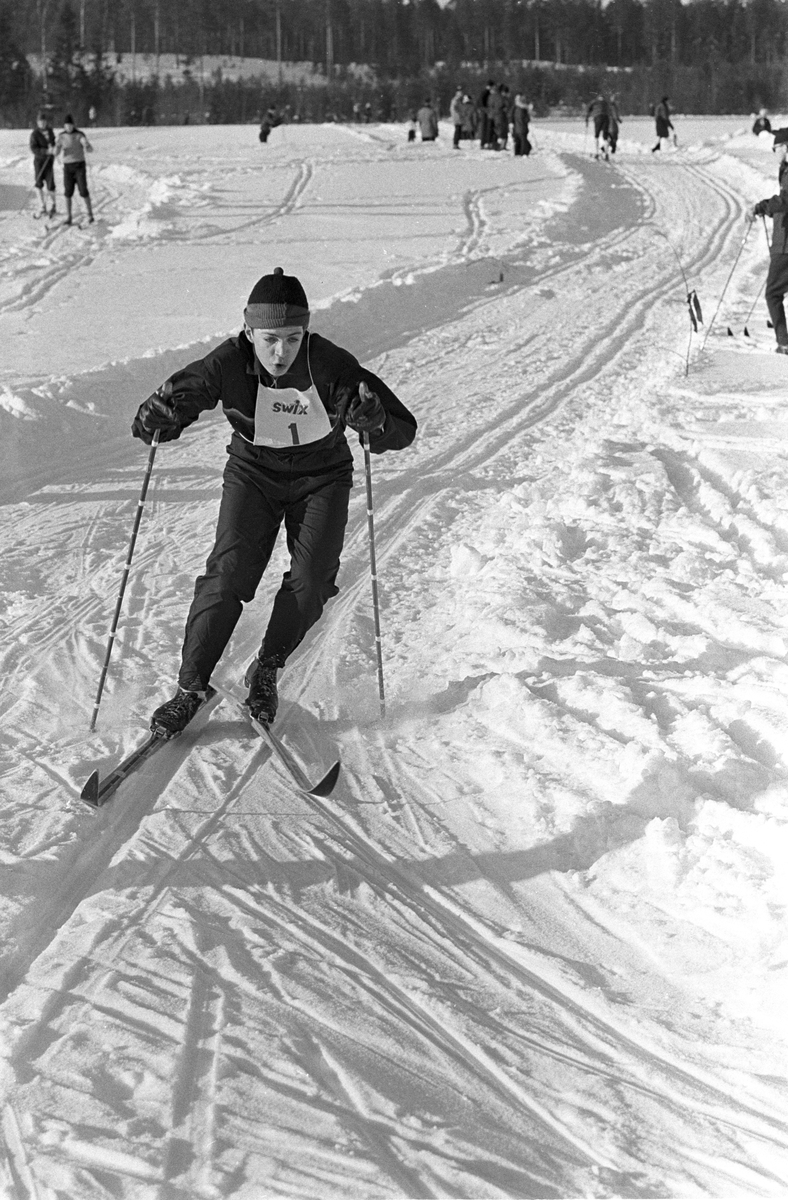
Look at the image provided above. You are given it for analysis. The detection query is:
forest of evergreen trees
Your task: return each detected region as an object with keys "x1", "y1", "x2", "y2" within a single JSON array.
[{"x1": 2, "y1": 0, "x2": 788, "y2": 127}]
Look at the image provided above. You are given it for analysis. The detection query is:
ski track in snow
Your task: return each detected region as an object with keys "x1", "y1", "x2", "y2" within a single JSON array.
[{"x1": 0, "y1": 120, "x2": 787, "y2": 1198}]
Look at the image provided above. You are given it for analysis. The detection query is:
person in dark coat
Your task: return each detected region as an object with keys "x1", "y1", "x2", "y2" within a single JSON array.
[
  {"x1": 478, "y1": 80, "x2": 495, "y2": 148},
  {"x1": 132, "y1": 268, "x2": 417, "y2": 732},
  {"x1": 605, "y1": 94, "x2": 622, "y2": 155},
  {"x1": 512, "y1": 94, "x2": 531, "y2": 157},
  {"x1": 585, "y1": 94, "x2": 610, "y2": 159},
  {"x1": 416, "y1": 99, "x2": 439, "y2": 142},
  {"x1": 751, "y1": 128, "x2": 788, "y2": 353},
  {"x1": 651, "y1": 97, "x2": 674, "y2": 152},
  {"x1": 29, "y1": 112, "x2": 56, "y2": 217}
]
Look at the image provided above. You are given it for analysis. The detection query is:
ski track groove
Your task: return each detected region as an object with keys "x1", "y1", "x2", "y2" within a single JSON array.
[
  {"x1": 298, "y1": 781, "x2": 788, "y2": 1147},
  {"x1": 191, "y1": 158, "x2": 313, "y2": 243},
  {"x1": 162, "y1": 966, "x2": 224, "y2": 1194},
  {"x1": 0, "y1": 698, "x2": 263, "y2": 1022},
  {"x1": 212, "y1": 869, "x2": 617, "y2": 1173},
  {"x1": 294, "y1": 1033, "x2": 441, "y2": 1200}
]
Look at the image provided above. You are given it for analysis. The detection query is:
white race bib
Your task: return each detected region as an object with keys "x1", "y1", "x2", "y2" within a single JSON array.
[{"x1": 253, "y1": 380, "x2": 332, "y2": 448}]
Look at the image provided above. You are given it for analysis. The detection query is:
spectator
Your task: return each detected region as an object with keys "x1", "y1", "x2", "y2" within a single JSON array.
[
  {"x1": 417, "y1": 98, "x2": 439, "y2": 142},
  {"x1": 651, "y1": 96, "x2": 674, "y2": 152},
  {"x1": 512, "y1": 94, "x2": 531, "y2": 157},
  {"x1": 478, "y1": 79, "x2": 495, "y2": 148},
  {"x1": 450, "y1": 86, "x2": 464, "y2": 149}
]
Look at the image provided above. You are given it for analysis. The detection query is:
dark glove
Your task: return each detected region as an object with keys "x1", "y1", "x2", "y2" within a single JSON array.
[
  {"x1": 752, "y1": 201, "x2": 767, "y2": 219},
  {"x1": 337, "y1": 381, "x2": 386, "y2": 433},
  {"x1": 131, "y1": 383, "x2": 182, "y2": 444}
]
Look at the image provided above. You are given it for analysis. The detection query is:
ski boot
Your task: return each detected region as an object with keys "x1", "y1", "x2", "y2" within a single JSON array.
[
  {"x1": 150, "y1": 688, "x2": 207, "y2": 736},
  {"x1": 244, "y1": 659, "x2": 279, "y2": 727}
]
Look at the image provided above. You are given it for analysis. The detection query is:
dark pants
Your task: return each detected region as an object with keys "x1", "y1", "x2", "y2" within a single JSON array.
[
  {"x1": 34, "y1": 156, "x2": 55, "y2": 190},
  {"x1": 765, "y1": 253, "x2": 788, "y2": 346},
  {"x1": 453, "y1": 123, "x2": 462, "y2": 148},
  {"x1": 63, "y1": 161, "x2": 89, "y2": 198},
  {"x1": 179, "y1": 438, "x2": 352, "y2": 691},
  {"x1": 513, "y1": 130, "x2": 531, "y2": 156}
]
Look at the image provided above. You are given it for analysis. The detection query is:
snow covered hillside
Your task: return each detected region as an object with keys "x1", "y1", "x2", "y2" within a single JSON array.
[{"x1": 0, "y1": 117, "x2": 787, "y2": 1198}]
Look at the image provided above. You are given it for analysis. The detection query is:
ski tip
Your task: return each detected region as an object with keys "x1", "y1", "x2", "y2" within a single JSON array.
[
  {"x1": 309, "y1": 760, "x2": 341, "y2": 798},
  {"x1": 80, "y1": 771, "x2": 101, "y2": 807}
]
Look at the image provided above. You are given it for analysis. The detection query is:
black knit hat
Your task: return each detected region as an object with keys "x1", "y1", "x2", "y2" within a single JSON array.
[
  {"x1": 244, "y1": 267, "x2": 310, "y2": 329},
  {"x1": 774, "y1": 128, "x2": 788, "y2": 146}
]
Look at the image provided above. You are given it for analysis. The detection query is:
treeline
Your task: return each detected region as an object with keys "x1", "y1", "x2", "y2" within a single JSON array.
[
  {"x1": 2, "y1": 0, "x2": 788, "y2": 127},
  {"x1": 8, "y1": 0, "x2": 788, "y2": 72}
]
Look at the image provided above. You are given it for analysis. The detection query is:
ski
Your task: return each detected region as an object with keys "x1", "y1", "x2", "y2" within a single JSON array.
[
  {"x1": 79, "y1": 687, "x2": 220, "y2": 809},
  {"x1": 210, "y1": 682, "x2": 340, "y2": 798}
]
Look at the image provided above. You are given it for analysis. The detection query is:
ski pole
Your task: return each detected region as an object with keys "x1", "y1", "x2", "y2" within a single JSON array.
[
  {"x1": 742, "y1": 216, "x2": 771, "y2": 336},
  {"x1": 89, "y1": 430, "x2": 160, "y2": 731},
  {"x1": 18, "y1": 156, "x2": 51, "y2": 216},
  {"x1": 361, "y1": 430, "x2": 386, "y2": 719},
  {"x1": 701, "y1": 220, "x2": 752, "y2": 350}
]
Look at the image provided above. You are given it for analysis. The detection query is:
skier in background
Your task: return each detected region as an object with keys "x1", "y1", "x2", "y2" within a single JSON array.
[
  {"x1": 751, "y1": 127, "x2": 788, "y2": 354},
  {"x1": 585, "y1": 94, "x2": 610, "y2": 159},
  {"x1": 54, "y1": 114, "x2": 94, "y2": 225},
  {"x1": 651, "y1": 96, "x2": 674, "y2": 152},
  {"x1": 29, "y1": 112, "x2": 57, "y2": 218},
  {"x1": 605, "y1": 94, "x2": 622, "y2": 155},
  {"x1": 753, "y1": 109, "x2": 772, "y2": 136},
  {"x1": 131, "y1": 268, "x2": 417, "y2": 733}
]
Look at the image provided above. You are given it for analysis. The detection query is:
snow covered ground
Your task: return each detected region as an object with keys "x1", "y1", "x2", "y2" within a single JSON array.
[{"x1": 0, "y1": 116, "x2": 787, "y2": 1198}]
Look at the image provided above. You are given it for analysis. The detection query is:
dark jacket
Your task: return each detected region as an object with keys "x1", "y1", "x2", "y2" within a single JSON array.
[
  {"x1": 29, "y1": 127, "x2": 55, "y2": 158},
  {"x1": 754, "y1": 159, "x2": 788, "y2": 255},
  {"x1": 417, "y1": 104, "x2": 439, "y2": 139},
  {"x1": 655, "y1": 101, "x2": 673, "y2": 138},
  {"x1": 151, "y1": 330, "x2": 417, "y2": 459}
]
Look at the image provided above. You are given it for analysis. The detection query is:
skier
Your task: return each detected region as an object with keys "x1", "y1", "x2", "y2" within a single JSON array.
[
  {"x1": 651, "y1": 97, "x2": 674, "y2": 152},
  {"x1": 605, "y1": 94, "x2": 622, "y2": 155},
  {"x1": 258, "y1": 108, "x2": 278, "y2": 143},
  {"x1": 753, "y1": 109, "x2": 772, "y2": 136},
  {"x1": 29, "y1": 112, "x2": 57, "y2": 218},
  {"x1": 750, "y1": 127, "x2": 788, "y2": 354},
  {"x1": 585, "y1": 94, "x2": 610, "y2": 159},
  {"x1": 54, "y1": 114, "x2": 94, "y2": 225},
  {"x1": 132, "y1": 267, "x2": 417, "y2": 733}
]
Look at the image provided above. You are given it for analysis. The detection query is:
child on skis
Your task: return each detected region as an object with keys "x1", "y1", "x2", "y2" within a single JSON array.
[
  {"x1": 55, "y1": 114, "x2": 94, "y2": 225},
  {"x1": 132, "y1": 268, "x2": 417, "y2": 733}
]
